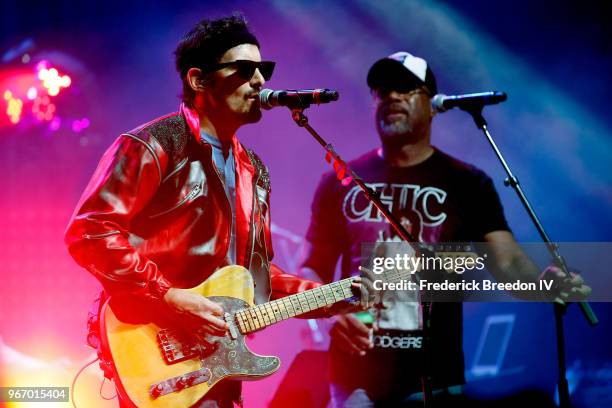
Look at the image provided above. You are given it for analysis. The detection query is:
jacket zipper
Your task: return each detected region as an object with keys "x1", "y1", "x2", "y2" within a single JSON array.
[{"x1": 148, "y1": 183, "x2": 201, "y2": 219}]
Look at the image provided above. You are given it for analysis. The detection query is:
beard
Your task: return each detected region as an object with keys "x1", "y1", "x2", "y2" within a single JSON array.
[
  {"x1": 377, "y1": 101, "x2": 414, "y2": 139},
  {"x1": 374, "y1": 97, "x2": 431, "y2": 146},
  {"x1": 377, "y1": 113, "x2": 429, "y2": 148},
  {"x1": 378, "y1": 118, "x2": 413, "y2": 138}
]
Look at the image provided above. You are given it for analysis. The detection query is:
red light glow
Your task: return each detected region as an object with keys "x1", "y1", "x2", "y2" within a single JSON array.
[{"x1": 32, "y1": 95, "x2": 56, "y2": 122}]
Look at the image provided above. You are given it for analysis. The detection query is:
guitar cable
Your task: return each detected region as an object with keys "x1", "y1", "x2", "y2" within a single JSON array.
[
  {"x1": 70, "y1": 356, "x2": 112, "y2": 408},
  {"x1": 99, "y1": 375, "x2": 118, "y2": 401}
]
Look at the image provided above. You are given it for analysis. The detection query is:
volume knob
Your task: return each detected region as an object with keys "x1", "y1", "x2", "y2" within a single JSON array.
[
  {"x1": 175, "y1": 377, "x2": 187, "y2": 390},
  {"x1": 151, "y1": 384, "x2": 164, "y2": 398}
]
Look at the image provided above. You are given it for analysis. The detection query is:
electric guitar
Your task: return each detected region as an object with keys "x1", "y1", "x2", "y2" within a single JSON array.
[
  {"x1": 100, "y1": 265, "x2": 356, "y2": 407},
  {"x1": 101, "y1": 245, "x2": 477, "y2": 407}
]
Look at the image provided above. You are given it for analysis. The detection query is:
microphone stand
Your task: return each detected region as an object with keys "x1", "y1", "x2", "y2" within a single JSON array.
[
  {"x1": 288, "y1": 106, "x2": 436, "y2": 407},
  {"x1": 462, "y1": 104, "x2": 599, "y2": 408}
]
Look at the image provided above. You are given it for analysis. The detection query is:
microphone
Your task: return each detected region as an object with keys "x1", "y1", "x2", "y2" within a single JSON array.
[
  {"x1": 259, "y1": 88, "x2": 339, "y2": 110},
  {"x1": 431, "y1": 91, "x2": 507, "y2": 113}
]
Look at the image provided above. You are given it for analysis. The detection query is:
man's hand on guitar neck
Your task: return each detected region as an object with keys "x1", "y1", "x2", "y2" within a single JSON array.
[
  {"x1": 324, "y1": 267, "x2": 377, "y2": 316},
  {"x1": 163, "y1": 288, "x2": 229, "y2": 336}
]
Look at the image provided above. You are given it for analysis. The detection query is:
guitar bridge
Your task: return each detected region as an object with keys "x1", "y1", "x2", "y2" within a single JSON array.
[{"x1": 157, "y1": 329, "x2": 199, "y2": 364}]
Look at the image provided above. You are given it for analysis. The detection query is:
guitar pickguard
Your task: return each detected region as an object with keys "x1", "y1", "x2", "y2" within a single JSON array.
[
  {"x1": 201, "y1": 297, "x2": 280, "y2": 384},
  {"x1": 148, "y1": 296, "x2": 280, "y2": 400}
]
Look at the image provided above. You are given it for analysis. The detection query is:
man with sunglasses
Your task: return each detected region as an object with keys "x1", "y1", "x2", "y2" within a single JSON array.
[
  {"x1": 300, "y1": 52, "x2": 590, "y2": 407},
  {"x1": 65, "y1": 15, "x2": 369, "y2": 407}
]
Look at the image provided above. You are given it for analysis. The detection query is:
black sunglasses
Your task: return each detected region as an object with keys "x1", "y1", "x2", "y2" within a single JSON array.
[
  {"x1": 204, "y1": 60, "x2": 275, "y2": 81},
  {"x1": 371, "y1": 86, "x2": 431, "y2": 100}
]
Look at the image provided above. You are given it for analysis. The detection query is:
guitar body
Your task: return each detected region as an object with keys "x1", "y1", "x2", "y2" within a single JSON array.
[{"x1": 100, "y1": 265, "x2": 281, "y2": 408}]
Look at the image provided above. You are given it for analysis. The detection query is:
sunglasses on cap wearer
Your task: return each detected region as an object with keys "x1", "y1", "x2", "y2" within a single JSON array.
[
  {"x1": 371, "y1": 85, "x2": 432, "y2": 100},
  {"x1": 203, "y1": 60, "x2": 276, "y2": 81}
]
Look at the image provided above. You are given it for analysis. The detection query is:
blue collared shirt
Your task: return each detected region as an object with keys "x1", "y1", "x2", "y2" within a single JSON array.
[{"x1": 200, "y1": 131, "x2": 236, "y2": 265}]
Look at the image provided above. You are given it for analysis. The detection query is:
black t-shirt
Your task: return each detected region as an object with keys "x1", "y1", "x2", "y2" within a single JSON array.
[{"x1": 303, "y1": 147, "x2": 510, "y2": 393}]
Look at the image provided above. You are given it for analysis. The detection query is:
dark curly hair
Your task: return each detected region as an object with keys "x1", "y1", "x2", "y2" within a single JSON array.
[{"x1": 174, "y1": 14, "x2": 260, "y2": 105}]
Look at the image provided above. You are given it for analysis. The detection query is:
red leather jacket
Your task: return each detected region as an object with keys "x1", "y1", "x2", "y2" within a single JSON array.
[{"x1": 65, "y1": 103, "x2": 320, "y2": 306}]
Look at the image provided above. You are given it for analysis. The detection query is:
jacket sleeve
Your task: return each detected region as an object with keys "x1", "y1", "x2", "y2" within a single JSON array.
[
  {"x1": 64, "y1": 134, "x2": 172, "y2": 301},
  {"x1": 270, "y1": 263, "x2": 321, "y2": 298},
  {"x1": 270, "y1": 263, "x2": 334, "y2": 319},
  {"x1": 263, "y1": 197, "x2": 329, "y2": 318}
]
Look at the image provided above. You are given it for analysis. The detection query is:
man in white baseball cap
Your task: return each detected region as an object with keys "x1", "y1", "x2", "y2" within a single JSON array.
[
  {"x1": 300, "y1": 51, "x2": 589, "y2": 407},
  {"x1": 367, "y1": 51, "x2": 438, "y2": 96}
]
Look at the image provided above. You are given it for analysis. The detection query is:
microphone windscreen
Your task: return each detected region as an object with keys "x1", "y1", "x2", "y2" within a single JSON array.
[{"x1": 431, "y1": 94, "x2": 447, "y2": 113}]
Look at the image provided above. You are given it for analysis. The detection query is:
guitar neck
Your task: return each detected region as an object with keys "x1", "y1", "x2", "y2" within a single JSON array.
[{"x1": 234, "y1": 278, "x2": 355, "y2": 334}]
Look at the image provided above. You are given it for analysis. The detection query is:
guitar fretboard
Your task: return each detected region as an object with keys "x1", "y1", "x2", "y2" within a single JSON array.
[{"x1": 234, "y1": 278, "x2": 355, "y2": 334}]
